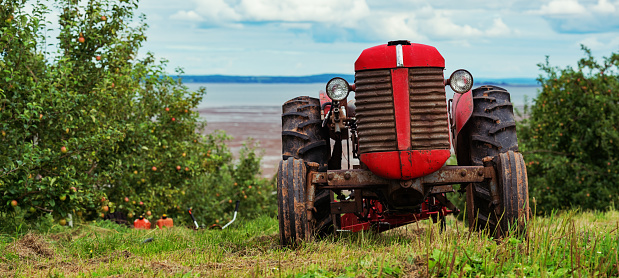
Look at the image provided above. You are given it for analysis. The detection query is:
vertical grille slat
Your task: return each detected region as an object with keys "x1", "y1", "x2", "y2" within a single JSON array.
[
  {"x1": 354, "y1": 67, "x2": 450, "y2": 154},
  {"x1": 409, "y1": 68, "x2": 450, "y2": 150},
  {"x1": 355, "y1": 69, "x2": 397, "y2": 153}
]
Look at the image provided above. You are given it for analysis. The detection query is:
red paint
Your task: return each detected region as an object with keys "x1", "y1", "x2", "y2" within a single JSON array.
[
  {"x1": 452, "y1": 90, "x2": 473, "y2": 145},
  {"x1": 134, "y1": 217, "x2": 151, "y2": 229},
  {"x1": 359, "y1": 152, "x2": 403, "y2": 179},
  {"x1": 391, "y1": 68, "x2": 411, "y2": 150},
  {"x1": 360, "y1": 149, "x2": 451, "y2": 180},
  {"x1": 355, "y1": 43, "x2": 445, "y2": 71},
  {"x1": 340, "y1": 197, "x2": 455, "y2": 232}
]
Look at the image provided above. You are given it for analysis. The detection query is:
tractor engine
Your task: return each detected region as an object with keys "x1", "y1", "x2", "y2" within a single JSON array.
[{"x1": 354, "y1": 40, "x2": 451, "y2": 181}]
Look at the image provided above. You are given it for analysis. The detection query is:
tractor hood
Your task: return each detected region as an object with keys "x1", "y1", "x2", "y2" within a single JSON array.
[{"x1": 355, "y1": 41, "x2": 445, "y2": 71}]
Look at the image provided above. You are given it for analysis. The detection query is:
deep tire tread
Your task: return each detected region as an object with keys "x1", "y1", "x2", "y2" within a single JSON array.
[
  {"x1": 461, "y1": 86, "x2": 524, "y2": 237},
  {"x1": 281, "y1": 96, "x2": 333, "y2": 241}
]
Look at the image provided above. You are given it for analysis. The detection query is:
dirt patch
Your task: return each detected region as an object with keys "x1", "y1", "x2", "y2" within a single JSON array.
[{"x1": 12, "y1": 233, "x2": 55, "y2": 259}]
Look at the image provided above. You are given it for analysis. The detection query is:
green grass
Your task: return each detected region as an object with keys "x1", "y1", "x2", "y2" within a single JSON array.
[{"x1": 1, "y1": 210, "x2": 618, "y2": 277}]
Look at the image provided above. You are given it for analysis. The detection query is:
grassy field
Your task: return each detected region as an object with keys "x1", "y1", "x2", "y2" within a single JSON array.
[{"x1": 1, "y1": 209, "x2": 618, "y2": 277}]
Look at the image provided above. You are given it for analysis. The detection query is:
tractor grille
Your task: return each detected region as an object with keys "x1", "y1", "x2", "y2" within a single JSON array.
[
  {"x1": 355, "y1": 69, "x2": 397, "y2": 153},
  {"x1": 409, "y1": 68, "x2": 450, "y2": 150},
  {"x1": 354, "y1": 67, "x2": 450, "y2": 154}
]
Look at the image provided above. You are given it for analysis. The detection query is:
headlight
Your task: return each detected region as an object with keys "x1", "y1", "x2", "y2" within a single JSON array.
[
  {"x1": 326, "y1": 77, "x2": 350, "y2": 101},
  {"x1": 449, "y1": 69, "x2": 473, "y2": 94}
]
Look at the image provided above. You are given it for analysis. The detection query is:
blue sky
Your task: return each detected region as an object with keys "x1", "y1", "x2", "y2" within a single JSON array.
[{"x1": 133, "y1": 0, "x2": 619, "y2": 78}]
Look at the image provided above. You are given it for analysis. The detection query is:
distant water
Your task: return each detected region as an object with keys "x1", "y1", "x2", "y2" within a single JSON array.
[{"x1": 185, "y1": 83, "x2": 540, "y2": 108}]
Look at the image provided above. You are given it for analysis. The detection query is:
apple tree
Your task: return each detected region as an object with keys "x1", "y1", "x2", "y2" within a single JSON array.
[
  {"x1": 518, "y1": 46, "x2": 619, "y2": 214},
  {"x1": 0, "y1": 0, "x2": 276, "y2": 229}
]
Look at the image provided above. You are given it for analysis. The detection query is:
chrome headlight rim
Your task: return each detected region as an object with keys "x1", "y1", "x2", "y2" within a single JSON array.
[
  {"x1": 449, "y1": 69, "x2": 474, "y2": 94},
  {"x1": 326, "y1": 77, "x2": 350, "y2": 101}
]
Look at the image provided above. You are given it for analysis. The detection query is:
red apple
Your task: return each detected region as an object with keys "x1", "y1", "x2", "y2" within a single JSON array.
[
  {"x1": 78, "y1": 36, "x2": 85, "y2": 43},
  {"x1": 100, "y1": 213, "x2": 105, "y2": 218},
  {"x1": 101, "y1": 197, "x2": 106, "y2": 203},
  {"x1": 101, "y1": 15, "x2": 107, "y2": 21},
  {"x1": 165, "y1": 107, "x2": 170, "y2": 112},
  {"x1": 10, "y1": 200, "x2": 17, "y2": 207},
  {"x1": 146, "y1": 210, "x2": 152, "y2": 216},
  {"x1": 124, "y1": 197, "x2": 129, "y2": 202},
  {"x1": 59, "y1": 195, "x2": 66, "y2": 201},
  {"x1": 176, "y1": 165, "x2": 181, "y2": 171},
  {"x1": 152, "y1": 166, "x2": 157, "y2": 171},
  {"x1": 171, "y1": 117, "x2": 176, "y2": 122},
  {"x1": 61, "y1": 146, "x2": 67, "y2": 153},
  {"x1": 70, "y1": 186, "x2": 77, "y2": 192},
  {"x1": 139, "y1": 201, "x2": 143, "y2": 205},
  {"x1": 184, "y1": 167, "x2": 189, "y2": 171},
  {"x1": 182, "y1": 152, "x2": 186, "y2": 157},
  {"x1": 96, "y1": 55, "x2": 101, "y2": 61},
  {"x1": 102, "y1": 205, "x2": 109, "y2": 212}
]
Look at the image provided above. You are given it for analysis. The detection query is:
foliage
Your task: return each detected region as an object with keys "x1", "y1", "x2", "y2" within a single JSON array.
[
  {"x1": 517, "y1": 46, "x2": 619, "y2": 214},
  {"x1": 0, "y1": 0, "x2": 274, "y2": 231}
]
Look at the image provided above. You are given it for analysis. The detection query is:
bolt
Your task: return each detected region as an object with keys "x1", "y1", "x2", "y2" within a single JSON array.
[
  {"x1": 344, "y1": 172, "x2": 351, "y2": 180},
  {"x1": 328, "y1": 173, "x2": 334, "y2": 180},
  {"x1": 460, "y1": 170, "x2": 467, "y2": 177},
  {"x1": 478, "y1": 170, "x2": 483, "y2": 176},
  {"x1": 337, "y1": 206, "x2": 341, "y2": 211}
]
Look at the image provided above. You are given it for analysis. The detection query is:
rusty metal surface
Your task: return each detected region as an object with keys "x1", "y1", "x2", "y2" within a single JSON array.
[
  {"x1": 311, "y1": 169, "x2": 390, "y2": 188},
  {"x1": 354, "y1": 69, "x2": 397, "y2": 153},
  {"x1": 421, "y1": 166, "x2": 486, "y2": 185},
  {"x1": 311, "y1": 165, "x2": 486, "y2": 189},
  {"x1": 409, "y1": 67, "x2": 450, "y2": 150},
  {"x1": 430, "y1": 185, "x2": 455, "y2": 194}
]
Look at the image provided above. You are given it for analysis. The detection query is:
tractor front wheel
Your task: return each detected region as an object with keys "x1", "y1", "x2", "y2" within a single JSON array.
[
  {"x1": 277, "y1": 157, "x2": 310, "y2": 246},
  {"x1": 493, "y1": 151, "x2": 529, "y2": 236}
]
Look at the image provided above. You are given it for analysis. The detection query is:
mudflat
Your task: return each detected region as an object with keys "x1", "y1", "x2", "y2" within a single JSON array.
[{"x1": 198, "y1": 106, "x2": 282, "y2": 178}]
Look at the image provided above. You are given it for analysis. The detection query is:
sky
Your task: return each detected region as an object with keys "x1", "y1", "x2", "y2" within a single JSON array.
[{"x1": 60, "y1": 0, "x2": 619, "y2": 78}]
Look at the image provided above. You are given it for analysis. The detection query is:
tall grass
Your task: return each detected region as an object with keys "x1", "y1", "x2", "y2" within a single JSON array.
[{"x1": 1, "y1": 209, "x2": 618, "y2": 277}]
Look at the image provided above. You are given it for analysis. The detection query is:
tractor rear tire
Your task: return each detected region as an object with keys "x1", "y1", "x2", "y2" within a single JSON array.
[
  {"x1": 461, "y1": 86, "x2": 526, "y2": 237},
  {"x1": 277, "y1": 158, "x2": 310, "y2": 246},
  {"x1": 281, "y1": 96, "x2": 330, "y2": 170},
  {"x1": 281, "y1": 97, "x2": 334, "y2": 241}
]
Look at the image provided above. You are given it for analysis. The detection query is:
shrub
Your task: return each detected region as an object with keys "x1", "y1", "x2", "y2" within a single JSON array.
[{"x1": 518, "y1": 46, "x2": 619, "y2": 213}]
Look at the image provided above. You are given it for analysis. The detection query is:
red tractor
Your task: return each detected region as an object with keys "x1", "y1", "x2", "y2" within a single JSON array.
[{"x1": 278, "y1": 40, "x2": 529, "y2": 246}]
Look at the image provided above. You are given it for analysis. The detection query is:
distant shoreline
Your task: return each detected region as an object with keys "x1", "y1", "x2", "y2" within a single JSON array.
[{"x1": 175, "y1": 74, "x2": 539, "y2": 87}]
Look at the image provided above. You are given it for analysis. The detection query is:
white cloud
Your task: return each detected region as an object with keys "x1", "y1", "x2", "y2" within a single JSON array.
[
  {"x1": 170, "y1": 10, "x2": 204, "y2": 21},
  {"x1": 592, "y1": 0, "x2": 617, "y2": 13},
  {"x1": 486, "y1": 18, "x2": 512, "y2": 36},
  {"x1": 538, "y1": 0, "x2": 587, "y2": 15},
  {"x1": 171, "y1": 0, "x2": 513, "y2": 43}
]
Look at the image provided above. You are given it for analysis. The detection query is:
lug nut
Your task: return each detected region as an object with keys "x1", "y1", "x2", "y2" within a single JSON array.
[
  {"x1": 344, "y1": 172, "x2": 351, "y2": 180},
  {"x1": 328, "y1": 173, "x2": 334, "y2": 180},
  {"x1": 478, "y1": 171, "x2": 483, "y2": 176},
  {"x1": 460, "y1": 170, "x2": 467, "y2": 177}
]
